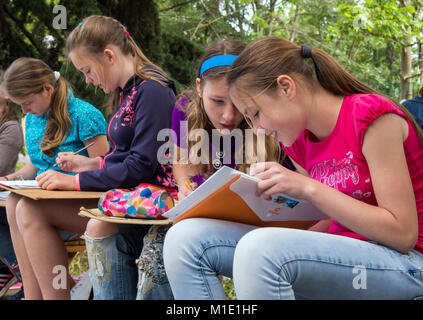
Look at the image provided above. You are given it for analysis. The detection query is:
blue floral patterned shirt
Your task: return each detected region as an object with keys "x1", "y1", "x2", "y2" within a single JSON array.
[{"x1": 25, "y1": 91, "x2": 107, "y2": 176}]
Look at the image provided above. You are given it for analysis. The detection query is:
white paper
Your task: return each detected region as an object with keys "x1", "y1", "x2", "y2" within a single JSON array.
[
  {"x1": 229, "y1": 175, "x2": 327, "y2": 221},
  {"x1": 0, "y1": 191, "x2": 10, "y2": 201},
  {"x1": 164, "y1": 166, "x2": 327, "y2": 221},
  {"x1": 0, "y1": 180, "x2": 41, "y2": 189}
]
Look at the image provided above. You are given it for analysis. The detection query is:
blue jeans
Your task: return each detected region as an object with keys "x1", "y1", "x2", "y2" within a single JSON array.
[
  {"x1": 163, "y1": 218, "x2": 423, "y2": 300},
  {"x1": 85, "y1": 224, "x2": 173, "y2": 300},
  {"x1": 0, "y1": 207, "x2": 15, "y2": 268}
]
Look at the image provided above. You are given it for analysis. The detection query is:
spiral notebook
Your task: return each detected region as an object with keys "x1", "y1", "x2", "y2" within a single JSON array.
[{"x1": 163, "y1": 166, "x2": 327, "y2": 228}]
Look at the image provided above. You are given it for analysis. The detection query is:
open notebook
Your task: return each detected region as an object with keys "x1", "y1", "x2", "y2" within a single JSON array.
[
  {"x1": 164, "y1": 166, "x2": 327, "y2": 228},
  {"x1": 0, "y1": 180, "x2": 40, "y2": 189}
]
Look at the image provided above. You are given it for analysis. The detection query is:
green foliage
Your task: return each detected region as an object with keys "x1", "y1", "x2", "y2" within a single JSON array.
[
  {"x1": 2, "y1": 0, "x2": 423, "y2": 111},
  {"x1": 161, "y1": 31, "x2": 203, "y2": 91}
]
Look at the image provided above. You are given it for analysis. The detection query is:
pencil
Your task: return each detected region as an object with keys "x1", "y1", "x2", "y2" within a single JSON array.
[
  {"x1": 184, "y1": 180, "x2": 194, "y2": 191},
  {"x1": 53, "y1": 141, "x2": 95, "y2": 167}
]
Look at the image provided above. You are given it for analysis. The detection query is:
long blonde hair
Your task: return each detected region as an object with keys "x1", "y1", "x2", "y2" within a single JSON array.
[
  {"x1": 2, "y1": 58, "x2": 71, "y2": 157},
  {"x1": 66, "y1": 15, "x2": 172, "y2": 114},
  {"x1": 227, "y1": 36, "x2": 423, "y2": 146},
  {"x1": 179, "y1": 40, "x2": 281, "y2": 177}
]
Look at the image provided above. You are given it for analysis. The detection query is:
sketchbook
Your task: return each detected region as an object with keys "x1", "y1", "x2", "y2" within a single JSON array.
[
  {"x1": 79, "y1": 207, "x2": 172, "y2": 225},
  {"x1": 0, "y1": 180, "x2": 41, "y2": 189},
  {"x1": 163, "y1": 166, "x2": 327, "y2": 228},
  {"x1": 0, "y1": 181, "x2": 104, "y2": 201},
  {"x1": 0, "y1": 191, "x2": 10, "y2": 201}
]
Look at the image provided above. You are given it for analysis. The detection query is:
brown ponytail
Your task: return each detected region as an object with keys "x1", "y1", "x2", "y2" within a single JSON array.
[
  {"x1": 2, "y1": 58, "x2": 71, "y2": 157},
  {"x1": 66, "y1": 15, "x2": 171, "y2": 114},
  {"x1": 227, "y1": 36, "x2": 423, "y2": 145}
]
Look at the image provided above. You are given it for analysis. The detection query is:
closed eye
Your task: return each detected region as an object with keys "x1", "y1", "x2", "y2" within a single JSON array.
[{"x1": 212, "y1": 99, "x2": 224, "y2": 104}]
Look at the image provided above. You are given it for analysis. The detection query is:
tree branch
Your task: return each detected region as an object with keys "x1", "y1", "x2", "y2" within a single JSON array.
[
  {"x1": 160, "y1": 0, "x2": 198, "y2": 12},
  {"x1": 2, "y1": 3, "x2": 44, "y2": 57}
]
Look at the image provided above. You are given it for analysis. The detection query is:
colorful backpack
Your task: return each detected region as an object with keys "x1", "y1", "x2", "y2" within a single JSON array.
[{"x1": 98, "y1": 183, "x2": 177, "y2": 219}]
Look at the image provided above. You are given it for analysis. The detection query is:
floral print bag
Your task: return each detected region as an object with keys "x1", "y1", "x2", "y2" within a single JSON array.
[{"x1": 98, "y1": 184, "x2": 177, "y2": 219}]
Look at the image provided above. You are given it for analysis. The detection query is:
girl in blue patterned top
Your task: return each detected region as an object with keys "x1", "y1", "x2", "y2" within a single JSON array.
[{"x1": 1, "y1": 57, "x2": 109, "y2": 299}]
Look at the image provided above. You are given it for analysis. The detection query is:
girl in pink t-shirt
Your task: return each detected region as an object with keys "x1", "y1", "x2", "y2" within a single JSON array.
[{"x1": 163, "y1": 36, "x2": 423, "y2": 300}]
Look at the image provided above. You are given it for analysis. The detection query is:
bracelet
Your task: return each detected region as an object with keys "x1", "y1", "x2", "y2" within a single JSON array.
[{"x1": 3, "y1": 176, "x2": 9, "y2": 181}]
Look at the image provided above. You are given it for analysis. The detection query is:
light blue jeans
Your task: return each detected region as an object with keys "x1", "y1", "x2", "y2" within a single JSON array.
[
  {"x1": 85, "y1": 224, "x2": 173, "y2": 300},
  {"x1": 163, "y1": 218, "x2": 423, "y2": 300}
]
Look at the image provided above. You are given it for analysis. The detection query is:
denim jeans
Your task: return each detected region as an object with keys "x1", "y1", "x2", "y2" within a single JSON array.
[
  {"x1": 163, "y1": 218, "x2": 423, "y2": 300},
  {"x1": 136, "y1": 225, "x2": 174, "y2": 300},
  {"x1": 85, "y1": 224, "x2": 173, "y2": 300}
]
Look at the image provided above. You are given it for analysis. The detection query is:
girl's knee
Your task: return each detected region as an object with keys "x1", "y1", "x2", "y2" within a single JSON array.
[
  {"x1": 164, "y1": 219, "x2": 210, "y2": 252},
  {"x1": 85, "y1": 218, "x2": 118, "y2": 238},
  {"x1": 14, "y1": 197, "x2": 40, "y2": 232},
  {"x1": 5, "y1": 193, "x2": 22, "y2": 224}
]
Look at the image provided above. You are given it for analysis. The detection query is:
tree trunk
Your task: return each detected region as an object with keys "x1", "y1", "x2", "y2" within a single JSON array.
[
  {"x1": 400, "y1": 0, "x2": 413, "y2": 100},
  {"x1": 418, "y1": 41, "x2": 423, "y2": 91},
  {"x1": 400, "y1": 43, "x2": 413, "y2": 99}
]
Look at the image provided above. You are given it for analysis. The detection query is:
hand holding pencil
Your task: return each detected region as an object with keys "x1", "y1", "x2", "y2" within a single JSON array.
[
  {"x1": 177, "y1": 177, "x2": 198, "y2": 201},
  {"x1": 54, "y1": 142, "x2": 98, "y2": 173}
]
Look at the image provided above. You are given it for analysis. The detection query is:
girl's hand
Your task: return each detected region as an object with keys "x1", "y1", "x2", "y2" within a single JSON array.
[
  {"x1": 177, "y1": 178, "x2": 198, "y2": 201},
  {"x1": 250, "y1": 162, "x2": 316, "y2": 201},
  {"x1": 55, "y1": 152, "x2": 95, "y2": 173},
  {"x1": 36, "y1": 170, "x2": 76, "y2": 191},
  {"x1": 0, "y1": 176, "x2": 6, "y2": 191}
]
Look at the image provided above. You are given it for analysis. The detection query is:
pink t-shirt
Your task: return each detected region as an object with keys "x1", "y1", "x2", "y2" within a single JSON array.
[{"x1": 282, "y1": 94, "x2": 423, "y2": 254}]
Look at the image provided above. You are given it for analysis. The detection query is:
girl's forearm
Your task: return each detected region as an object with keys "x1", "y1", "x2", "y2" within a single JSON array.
[
  {"x1": 4, "y1": 161, "x2": 38, "y2": 180},
  {"x1": 305, "y1": 179, "x2": 417, "y2": 253}
]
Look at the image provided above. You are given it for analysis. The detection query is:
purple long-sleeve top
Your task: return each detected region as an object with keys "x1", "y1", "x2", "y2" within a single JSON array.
[{"x1": 76, "y1": 72, "x2": 177, "y2": 191}]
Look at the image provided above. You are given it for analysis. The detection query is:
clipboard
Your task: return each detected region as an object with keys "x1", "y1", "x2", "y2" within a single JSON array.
[
  {"x1": 164, "y1": 166, "x2": 327, "y2": 228},
  {"x1": 0, "y1": 183, "x2": 104, "y2": 200},
  {"x1": 79, "y1": 207, "x2": 172, "y2": 225}
]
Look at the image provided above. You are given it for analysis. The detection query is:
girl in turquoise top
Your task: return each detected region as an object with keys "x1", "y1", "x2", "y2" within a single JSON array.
[
  {"x1": 0, "y1": 57, "x2": 109, "y2": 299},
  {"x1": 25, "y1": 90, "x2": 107, "y2": 176}
]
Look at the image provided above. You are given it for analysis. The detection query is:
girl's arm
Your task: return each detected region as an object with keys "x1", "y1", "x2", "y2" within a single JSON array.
[
  {"x1": 254, "y1": 113, "x2": 417, "y2": 253},
  {"x1": 56, "y1": 135, "x2": 109, "y2": 173},
  {"x1": 288, "y1": 157, "x2": 332, "y2": 232},
  {"x1": 173, "y1": 145, "x2": 199, "y2": 200},
  {"x1": 2, "y1": 161, "x2": 38, "y2": 181},
  {"x1": 85, "y1": 135, "x2": 109, "y2": 158},
  {"x1": 0, "y1": 121, "x2": 23, "y2": 175}
]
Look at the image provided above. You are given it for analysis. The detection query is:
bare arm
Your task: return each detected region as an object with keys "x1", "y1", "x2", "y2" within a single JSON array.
[
  {"x1": 85, "y1": 134, "x2": 109, "y2": 158},
  {"x1": 173, "y1": 145, "x2": 199, "y2": 200},
  {"x1": 290, "y1": 157, "x2": 332, "y2": 232},
  {"x1": 303, "y1": 114, "x2": 416, "y2": 252},
  {"x1": 1, "y1": 161, "x2": 38, "y2": 180},
  {"x1": 254, "y1": 113, "x2": 417, "y2": 253}
]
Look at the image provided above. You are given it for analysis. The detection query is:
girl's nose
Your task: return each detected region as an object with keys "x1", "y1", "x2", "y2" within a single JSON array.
[{"x1": 222, "y1": 104, "x2": 236, "y2": 122}]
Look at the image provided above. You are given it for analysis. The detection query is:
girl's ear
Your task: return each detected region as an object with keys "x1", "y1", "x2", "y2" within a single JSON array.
[
  {"x1": 103, "y1": 48, "x2": 116, "y2": 65},
  {"x1": 43, "y1": 84, "x2": 54, "y2": 98},
  {"x1": 195, "y1": 78, "x2": 202, "y2": 97},
  {"x1": 276, "y1": 75, "x2": 296, "y2": 100}
]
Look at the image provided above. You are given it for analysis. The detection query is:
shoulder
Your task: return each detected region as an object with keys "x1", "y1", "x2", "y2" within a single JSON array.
[
  {"x1": 0, "y1": 120, "x2": 22, "y2": 135},
  {"x1": 138, "y1": 79, "x2": 175, "y2": 98},
  {"x1": 67, "y1": 93, "x2": 103, "y2": 117},
  {"x1": 132, "y1": 79, "x2": 176, "y2": 114},
  {"x1": 343, "y1": 94, "x2": 408, "y2": 147},
  {"x1": 344, "y1": 94, "x2": 405, "y2": 128},
  {"x1": 0, "y1": 120, "x2": 21, "y2": 129},
  {"x1": 345, "y1": 94, "x2": 401, "y2": 116},
  {"x1": 173, "y1": 96, "x2": 189, "y2": 118}
]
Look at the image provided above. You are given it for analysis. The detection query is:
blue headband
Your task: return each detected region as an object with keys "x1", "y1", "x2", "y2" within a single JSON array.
[{"x1": 200, "y1": 55, "x2": 238, "y2": 76}]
